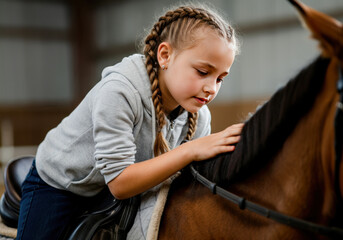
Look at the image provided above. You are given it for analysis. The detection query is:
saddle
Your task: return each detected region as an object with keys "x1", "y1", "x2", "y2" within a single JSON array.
[{"x1": 0, "y1": 156, "x2": 140, "y2": 240}]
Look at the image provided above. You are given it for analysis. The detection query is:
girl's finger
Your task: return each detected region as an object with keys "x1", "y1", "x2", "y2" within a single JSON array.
[
  {"x1": 223, "y1": 123, "x2": 244, "y2": 136},
  {"x1": 225, "y1": 136, "x2": 241, "y2": 145}
]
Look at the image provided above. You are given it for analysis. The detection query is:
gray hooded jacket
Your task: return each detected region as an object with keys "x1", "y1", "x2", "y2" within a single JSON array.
[{"x1": 35, "y1": 54, "x2": 211, "y2": 237}]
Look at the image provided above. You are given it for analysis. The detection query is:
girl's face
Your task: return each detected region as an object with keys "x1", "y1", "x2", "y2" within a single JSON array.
[{"x1": 158, "y1": 29, "x2": 236, "y2": 114}]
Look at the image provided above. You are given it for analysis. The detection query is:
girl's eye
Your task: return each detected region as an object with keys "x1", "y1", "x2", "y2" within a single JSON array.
[
  {"x1": 217, "y1": 78, "x2": 224, "y2": 83},
  {"x1": 197, "y1": 69, "x2": 208, "y2": 76}
]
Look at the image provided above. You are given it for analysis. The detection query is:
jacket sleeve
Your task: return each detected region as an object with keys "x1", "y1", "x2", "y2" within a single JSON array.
[{"x1": 92, "y1": 79, "x2": 140, "y2": 184}]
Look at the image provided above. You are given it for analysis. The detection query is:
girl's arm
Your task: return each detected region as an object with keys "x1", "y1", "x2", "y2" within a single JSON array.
[{"x1": 108, "y1": 123, "x2": 243, "y2": 199}]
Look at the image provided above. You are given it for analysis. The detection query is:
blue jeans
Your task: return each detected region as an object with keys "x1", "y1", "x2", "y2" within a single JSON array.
[{"x1": 16, "y1": 160, "x2": 105, "y2": 240}]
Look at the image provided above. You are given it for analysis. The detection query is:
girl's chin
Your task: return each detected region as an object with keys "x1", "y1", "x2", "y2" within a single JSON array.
[{"x1": 181, "y1": 105, "x2": 202, "y2": 114}]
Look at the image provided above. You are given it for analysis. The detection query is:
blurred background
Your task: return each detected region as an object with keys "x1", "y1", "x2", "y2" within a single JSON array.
[{"x1": 0, "y1": 0, "x2": 342, "y2": 169}]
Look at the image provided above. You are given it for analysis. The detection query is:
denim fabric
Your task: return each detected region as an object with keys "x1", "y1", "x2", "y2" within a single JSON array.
[{"x1": 16, "y1": 160, "x2": 91, "y2": 240}]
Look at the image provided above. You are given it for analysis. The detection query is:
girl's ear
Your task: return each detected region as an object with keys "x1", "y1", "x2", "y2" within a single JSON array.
[{"x1": 157, "y1": 42, "x2": 172, "y2": 69}]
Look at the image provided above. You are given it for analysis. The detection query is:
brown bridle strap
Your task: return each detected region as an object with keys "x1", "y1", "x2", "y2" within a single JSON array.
[{"x1": 190, "y1": 165, "x2": 343, "y2": 238}]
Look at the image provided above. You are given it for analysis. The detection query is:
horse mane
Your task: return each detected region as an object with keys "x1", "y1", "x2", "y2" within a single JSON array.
[{"x1": 194, "y1": 56, "x2": 330, "y2": 186}]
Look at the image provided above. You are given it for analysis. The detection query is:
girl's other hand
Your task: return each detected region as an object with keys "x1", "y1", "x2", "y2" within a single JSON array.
[{"x1": 184, "y1": 123, "x2": 244, "y2": 161}]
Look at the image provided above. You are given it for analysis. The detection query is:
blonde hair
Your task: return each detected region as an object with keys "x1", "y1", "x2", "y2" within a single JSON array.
[{"x1": 143, "y1": 4, "x2": 238, "y2": 156}]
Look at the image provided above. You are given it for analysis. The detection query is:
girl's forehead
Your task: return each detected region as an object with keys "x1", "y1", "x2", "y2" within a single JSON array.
[
  {"x1": 189, "y1": 27, "x2": 222, "y2": 43},
  {"x1": 173, "y1": 34, "x2": 235, "y2": 71},
  {"x1": 184, "y1": 30, "x2": 232, "y2": 55}
]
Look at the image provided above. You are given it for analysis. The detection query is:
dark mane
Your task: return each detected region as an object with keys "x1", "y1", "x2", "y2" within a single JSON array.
[{"x1": 194, "y1": 56, "x2": 330, "y2": 186}]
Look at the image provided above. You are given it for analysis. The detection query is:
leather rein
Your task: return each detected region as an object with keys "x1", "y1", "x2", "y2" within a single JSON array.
[{"x1": 190, "y1": 65, "x2": 343, "y2": 239}]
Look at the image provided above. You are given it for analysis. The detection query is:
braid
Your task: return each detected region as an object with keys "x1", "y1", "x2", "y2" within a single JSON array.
[
  {"x1": 144, "y1": 11, "x2": 168, "y2": 156},
  {"x1": 186, "y1": 112, "x2": 199, "y2": 141},
  {"x1": 144, "y1": 41, "x2": 170, "y2": 156},
  {"x1": 144, "y1": 5, "x2": 237, "y2": 156}
]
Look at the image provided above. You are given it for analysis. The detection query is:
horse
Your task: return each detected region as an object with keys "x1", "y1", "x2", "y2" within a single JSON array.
[
  {"x1": 0, "y1": 0, "x2": 341, "y2": 239},
  {"x1": 158, "y1": 0, "x2": 343, "y2": 239}
]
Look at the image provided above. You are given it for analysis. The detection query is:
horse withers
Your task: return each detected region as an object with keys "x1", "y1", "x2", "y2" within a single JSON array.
[{"x1": 159, "y1": 1, "x2": 343, "y2": 239}]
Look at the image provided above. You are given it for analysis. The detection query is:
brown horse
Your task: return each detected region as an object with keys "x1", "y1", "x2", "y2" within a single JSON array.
[{"x1": 159, "y1": 0, "x2": 343, "y2": 239}]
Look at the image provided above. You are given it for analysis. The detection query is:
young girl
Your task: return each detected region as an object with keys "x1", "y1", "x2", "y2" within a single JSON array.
[{"x1": 17, "y1": 3, "x2": 243, "y2": 240}]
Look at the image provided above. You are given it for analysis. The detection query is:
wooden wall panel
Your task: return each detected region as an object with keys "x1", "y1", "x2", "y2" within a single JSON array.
[
  {"x1": 209, "y1": 99, "x2": 268, "y2": 133},
  {"x1": 0, "y1": 105, "x2": 74, "y2": 146}
]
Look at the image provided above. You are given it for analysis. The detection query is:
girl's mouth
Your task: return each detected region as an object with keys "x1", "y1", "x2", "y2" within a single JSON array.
[{"x1": 194, "y1": 97, "x2": 209, "y2": 105}]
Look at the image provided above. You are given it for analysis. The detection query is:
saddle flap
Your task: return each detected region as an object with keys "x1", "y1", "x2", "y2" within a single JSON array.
[{"x1": 5, "y1": 156, "x2": 34, "y2": 204}]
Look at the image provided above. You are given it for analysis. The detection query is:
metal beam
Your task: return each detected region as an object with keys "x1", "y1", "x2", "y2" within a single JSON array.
[{"x1": 0, "y1": 26, "x2": 69, "y2": 41}]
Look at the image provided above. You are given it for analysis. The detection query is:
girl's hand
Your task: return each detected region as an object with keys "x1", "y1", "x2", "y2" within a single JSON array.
[{"x1": 184, "y1": 123, "x2": 244, "y2": 161}]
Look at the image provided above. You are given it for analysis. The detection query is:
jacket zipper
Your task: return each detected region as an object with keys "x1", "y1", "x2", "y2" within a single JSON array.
[{"x1": 165, "y1": 120, "x2": 175, "y2": 142}]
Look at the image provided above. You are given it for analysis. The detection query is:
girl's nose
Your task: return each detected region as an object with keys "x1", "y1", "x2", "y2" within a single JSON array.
[{"x1": 203, "y1": 79, "x2": 217, "y2": 95}]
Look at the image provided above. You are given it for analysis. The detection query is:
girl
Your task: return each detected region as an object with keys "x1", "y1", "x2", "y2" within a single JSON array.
[{"x1": 17, "y1": 3, "x2": 243, "y2": 240}]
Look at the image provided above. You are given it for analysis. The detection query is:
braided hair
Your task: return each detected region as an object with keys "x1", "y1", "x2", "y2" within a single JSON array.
[{"x1": 143, "y1": 5, "x2": 238, "y2": 156}]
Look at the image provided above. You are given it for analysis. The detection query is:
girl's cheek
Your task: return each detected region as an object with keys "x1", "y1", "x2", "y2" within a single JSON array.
[{"x1": 210, "y1": 92, "x2": 218, "y2": 101}]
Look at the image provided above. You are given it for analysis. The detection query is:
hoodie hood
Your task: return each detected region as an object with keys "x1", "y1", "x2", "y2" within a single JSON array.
[{"x1": 101, "y1": 54, "x2": 153, "y2": 115}]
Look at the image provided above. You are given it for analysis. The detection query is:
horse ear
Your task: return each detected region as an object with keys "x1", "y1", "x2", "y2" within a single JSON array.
[{"x1": 289, "y1": 0, "x2": 343, "y2": 59}]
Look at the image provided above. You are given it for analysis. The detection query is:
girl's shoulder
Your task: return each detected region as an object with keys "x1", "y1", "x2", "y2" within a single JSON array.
[{"x1": 94, "y1": 54, "x2": 151, "y2": 102}]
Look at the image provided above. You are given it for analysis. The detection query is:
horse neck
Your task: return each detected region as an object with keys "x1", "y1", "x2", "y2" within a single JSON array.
[{"x1": 234, "y1": 58, "x2": 340, "y2": 226}]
